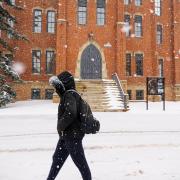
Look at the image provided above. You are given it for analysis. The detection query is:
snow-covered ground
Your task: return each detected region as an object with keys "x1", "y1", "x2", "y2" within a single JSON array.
[{"x1": 0, "y1": 100, "x2": 180, "y2": 180}]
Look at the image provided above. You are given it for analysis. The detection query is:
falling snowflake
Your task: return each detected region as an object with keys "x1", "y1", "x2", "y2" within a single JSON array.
[
  {"x1": 149, "y1": 9, "x2": 154, "y2": 14},
  {"x1": 121, "y1": 23, "x2": 132, "y2": 33},
  {"x1": 12, "y1": 62, "x2": 26, "y2": 74}
]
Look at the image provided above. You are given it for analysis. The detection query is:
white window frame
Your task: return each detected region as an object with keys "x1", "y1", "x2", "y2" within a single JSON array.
[
  {"x1": 155, "y1": 0, "x2": 161, "y2": 16},
  {"x1": 135, "y1": 0, "x2": 142, "y2": 6},
  {"x1": 47, "y1": 11, "x2": 56, "y2": 33}
]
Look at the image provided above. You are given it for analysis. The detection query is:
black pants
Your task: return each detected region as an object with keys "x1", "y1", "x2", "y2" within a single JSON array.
[{"x1": 47, "y1": 137, "x2": 92, "y2": 180}]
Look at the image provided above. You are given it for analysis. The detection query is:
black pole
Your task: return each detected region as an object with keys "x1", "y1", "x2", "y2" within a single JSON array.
[
  {"x1": 163, "y1": 78, "x2": 165, "y2": 111},
  {"x1": 146, "y1": 77, "x2": 148, "y2": 110}
]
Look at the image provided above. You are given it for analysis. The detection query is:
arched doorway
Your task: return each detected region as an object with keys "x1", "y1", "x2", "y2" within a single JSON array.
[{"x1": 80, "y1": 44, "x2": 102, "y2": 79}]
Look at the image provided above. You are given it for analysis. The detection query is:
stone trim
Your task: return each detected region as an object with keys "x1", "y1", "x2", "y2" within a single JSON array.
[
  {"x1": 45, "y1": 8, "x2": 57, "y2": 14},
  {"x1": 32, "y1": 7, "x2": 44, "y2": 13},
  {"x1": 75, "y1": 40, "x2": 108, "y2": 79},
  {"x1": 134, "y1": 51, "x2": 144, "y2": 56}
]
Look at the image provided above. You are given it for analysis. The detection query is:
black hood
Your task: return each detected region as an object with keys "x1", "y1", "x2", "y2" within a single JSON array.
[{"x1": 57, "y1": 71, "x2": 76, "y2": 94}]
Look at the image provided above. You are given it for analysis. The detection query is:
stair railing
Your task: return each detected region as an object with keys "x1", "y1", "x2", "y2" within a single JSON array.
[{"x1": 112, "y1": 73, "x2": 129, "y2": 111}]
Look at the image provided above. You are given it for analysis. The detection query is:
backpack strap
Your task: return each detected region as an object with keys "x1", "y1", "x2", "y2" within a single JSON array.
[{"x1": 63, "y1": 90, "x2": 81, "y2": 116}]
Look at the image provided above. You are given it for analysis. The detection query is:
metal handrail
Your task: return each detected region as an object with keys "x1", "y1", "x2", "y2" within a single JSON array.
[{"x1": 112, "y1": 73, "x2": 129, "y2": 111}]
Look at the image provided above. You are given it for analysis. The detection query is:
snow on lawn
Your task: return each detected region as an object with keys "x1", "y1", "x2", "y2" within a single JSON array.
[{"x1": 0, "y1": 100, "x2": 180, "y2": 180}]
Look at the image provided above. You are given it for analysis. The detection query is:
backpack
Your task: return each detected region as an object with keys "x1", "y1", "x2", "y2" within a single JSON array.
[{"x1": 65, "y1": 90, "x2": 100, "y2": 134}]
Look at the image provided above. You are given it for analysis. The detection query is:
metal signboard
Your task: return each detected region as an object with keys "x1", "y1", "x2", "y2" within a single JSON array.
[{"x1": 146, "y1": 77, "x2": 165, "y2": 110}]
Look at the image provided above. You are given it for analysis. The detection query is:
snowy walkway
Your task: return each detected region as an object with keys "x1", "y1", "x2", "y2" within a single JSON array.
[{"x1": 0, "y1": 100, "x2": 180, "y2": 180}]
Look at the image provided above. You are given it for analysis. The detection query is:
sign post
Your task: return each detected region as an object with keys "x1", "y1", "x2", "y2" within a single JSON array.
[{"x1": 146, "y1": 77, "x2": 165, "y2": 111}]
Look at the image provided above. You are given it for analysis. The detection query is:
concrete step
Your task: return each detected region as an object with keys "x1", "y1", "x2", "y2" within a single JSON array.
[{"x1": 53, "y1": 79, "x2": 128, "y2": 111}]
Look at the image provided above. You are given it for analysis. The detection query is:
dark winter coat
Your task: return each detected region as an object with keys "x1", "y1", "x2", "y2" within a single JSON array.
[{"x1": 55, "y1": 71, "x2": 84, "y2": 139}]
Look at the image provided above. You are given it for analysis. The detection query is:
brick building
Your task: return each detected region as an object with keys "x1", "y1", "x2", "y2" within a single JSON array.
[{"x1": 1, "y1": 0, "x2": 180, "y2": 101}]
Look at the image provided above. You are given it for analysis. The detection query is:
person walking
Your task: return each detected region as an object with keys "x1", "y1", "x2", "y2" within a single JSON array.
[{"x1": 47, "y1": 71, "x2": 92, "y2": 180}]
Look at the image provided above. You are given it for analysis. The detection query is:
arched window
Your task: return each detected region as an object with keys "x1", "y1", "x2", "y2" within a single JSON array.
[
  {"x1": 78, "y1": 0, "x2": 87, "y2": 25},
  {"x1": 97, "y1": 0, "x2": 106, "y2": 26}
]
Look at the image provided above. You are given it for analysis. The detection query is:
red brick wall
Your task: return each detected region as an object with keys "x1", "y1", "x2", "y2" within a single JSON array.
[
  {"x1": 173, "y1": 0, "x2": 180, "y2": 84},
  {"x1": 1, "y1": 0, "x2": 179, "y2": 101},
  {"x1": 15, "y1": 0, "x2": 57, "y2": 81}
]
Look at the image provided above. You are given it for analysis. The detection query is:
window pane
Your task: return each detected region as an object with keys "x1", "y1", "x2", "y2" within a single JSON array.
[
  {"x1": 126, "y1": 53, "x2": 131, "y2": 76},
  {"x1": 31, "y1": 89, "x2": 41, "y2": 99},
  {"x1": 32, "y1": 50, "x2": 41, "y2": 73},
  {"x1": 33, "y1": 10, "x2": 42, "y2": 33},
  {"x1": 135, "y1": 0, "x2": 142, "y2": 6},
  {"x1": 97, "y1": 0, "x2": 105, "y2": 26},
  {"x1": 124, "y1": 0, "x2": 130, "y2": 5},
  {"x1": 10, "y1": 0, "x2": 15, "y2": 5},
  {"x1": 156, "y1": 24, "x2": 162, "y2": 44},
  {"x1": 155, "y1": 0, "x2": 161, "y2": 16},
  {"x1": 135, "y1": 54, "x2": 143, "y2": 76},
  {"x1": 124, "y1": 14, "x2": 131, "y2": 36},
  {"x1": 46, "y1": 51, "x2": 55, "y2": 74},
  {"x1": 127, "y1": 90, "x2": 132, "y2": 100},
  {"x1": 78, "y1": 0, "x2": 87, "y2": 7},
  {"x1": 134, "y1": 15, "x2": 142, "y2": 37},
  {"x1": 45, "y1": 89, "x2": 54, "y2": 99},
  {"x1": 47, "y1": 11, "x2": 56, "y2": 33},
  {"x1": 78, "y1": 0, "x2": 87, "y2": 25},
  {"x1": 158, "y1": 59, "x2": 164, "y2": 77},
  {"x1": 136, "y1": 90, "x2": 144, "y2": 100},
  {"x1": 7, "y1": 18, "x2": 14, "y2": 38},
  {"x1": 5, "y1": 54, "x2": 13, "y2": 65}
]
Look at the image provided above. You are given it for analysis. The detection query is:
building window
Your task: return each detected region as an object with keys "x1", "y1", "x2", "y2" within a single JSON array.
[
  {"x1": 155, "y1": 0, "x2": 161, "y2": 16},
  {"x1": 5, "y1": 54, "x2": 13, "y2": 65},
  {"x1": 33, "y1": 9, "x2": 42, "y2": 33},
  {"x1": 124, "y1": 0, "x2": 130, "y2": 5},
  {"x1": 78, "y1": 0, "x2": 87, "y2": 25},
  {"x1": 158, "y1": 59, "x2": 164, "y2": 77},
  {"x1": 97, "y1": 0, "x2": 106, "y2": 26},
  {"x1": 31, "y1": 89, "x2": 41, "y2": 99},
  {"x1": 7, "y1": 18, "x2": 14, "y2": 39},
  {"x1": 135, "y1": 0, "x2": 142, "y2": 6},
  {"x1": 10, "y1": 0, "x2": 15, "y2": 5},
  {"x1": 47, "y1": 11, "x2": 56, "y2": 33},
  {"x1": 32, "y1": 50, "x2": 41, "y2": 74},
  {"x1": 46, "y1": 50, "x2": 55, "y2": 74},
  {"x1": 134, "y1": 15, "x2": 142, "y2": 37},
  {"x1": 126, "y1": 53, "x2": 131, "y2": 76},
  {"x1": 156, "y1": 24, "x2": 162, "y2": 44},
  {"x1": 127, "y1": 90, "x2": 132, "y2": 100},
  {"x1": 124, "y1": 14, "x2": 131, "y2": 37},
  {"x1": 135, "y1": 53, "x2": 143, "y2": 76},
  {"x1": 45, "y1": 89, "x2": 54, "y2": 99},
  {"x1": 136, "y1": 90, "x2": 144, "y2": 100}
]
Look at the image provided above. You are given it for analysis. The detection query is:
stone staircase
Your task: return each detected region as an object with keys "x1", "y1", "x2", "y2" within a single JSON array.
[{"x1": 53, "y1": 79, "x2": 128, "y2": 112}]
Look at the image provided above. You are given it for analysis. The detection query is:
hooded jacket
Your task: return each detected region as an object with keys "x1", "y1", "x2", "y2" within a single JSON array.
[{"x1": 56, "y1": 71, "x2": 84, "y2": 139}]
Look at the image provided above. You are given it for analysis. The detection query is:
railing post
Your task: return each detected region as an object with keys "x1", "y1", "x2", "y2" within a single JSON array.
[
  {"x1": 112, "y1": 73, "x2": 129, "y2": 111},
  {"x1": 123, "y1": 94, "x2": 129, "y2": 111}
]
